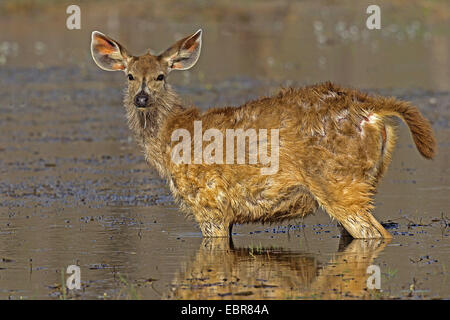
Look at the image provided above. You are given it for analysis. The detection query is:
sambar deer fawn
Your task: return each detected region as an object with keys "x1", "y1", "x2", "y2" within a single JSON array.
[{"x1": 90, "y1": 29, "x2": 436, "y2": 239}]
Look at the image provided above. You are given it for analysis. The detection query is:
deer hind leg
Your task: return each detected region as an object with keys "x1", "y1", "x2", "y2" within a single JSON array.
[
  {"x1": 315, "y1": 181, "x2": 392, "y2": 239},
  {"x1": 370, "y1": 118, "x2": 398, "y2": 184},
  {"x1": 336, "y1": 210, "x2": 392, "y2": 239}
]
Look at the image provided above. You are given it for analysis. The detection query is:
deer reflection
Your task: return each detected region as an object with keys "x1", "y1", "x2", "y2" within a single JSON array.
[{"x1": 165, "y1": 236, "x2": 389, "y2": 299}]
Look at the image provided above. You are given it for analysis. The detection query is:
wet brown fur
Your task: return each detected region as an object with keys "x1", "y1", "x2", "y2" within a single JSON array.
[{"x1": 91, "y1": 31, "x2": 436, "y2": 239}]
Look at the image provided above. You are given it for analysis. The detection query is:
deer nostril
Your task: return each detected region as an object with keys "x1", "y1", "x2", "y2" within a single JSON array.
[{"x1": 134, "y1": 93, "x2": 149, "y2": 108}]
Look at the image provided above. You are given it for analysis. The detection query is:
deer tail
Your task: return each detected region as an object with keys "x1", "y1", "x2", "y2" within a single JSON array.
[{"x1": 374, "y1": 97, "x2": 436, "y2": 159}]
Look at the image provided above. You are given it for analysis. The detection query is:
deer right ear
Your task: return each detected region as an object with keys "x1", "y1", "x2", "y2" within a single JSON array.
[{"x1": 91, "y1": 31, "x2": 130, "y2": 71}]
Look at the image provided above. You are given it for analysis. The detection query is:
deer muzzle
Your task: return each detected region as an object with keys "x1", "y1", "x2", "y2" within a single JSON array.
[{"x1": 134, "y1": 92, "x2": 152, "y2": 108}]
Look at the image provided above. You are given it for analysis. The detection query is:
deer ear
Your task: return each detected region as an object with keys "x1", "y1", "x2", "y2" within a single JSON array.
[
  {"x1": 91, "y1": 31, "x2": 130, "y2": 71},
  {"x1": 159, "y1": 29, "x2": 202, "y2": 71}
]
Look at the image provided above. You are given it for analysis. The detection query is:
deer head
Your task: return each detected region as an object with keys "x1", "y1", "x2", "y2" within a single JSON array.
[{"x1": 90, "y1": 29, "x2": 202, "y2": 110}]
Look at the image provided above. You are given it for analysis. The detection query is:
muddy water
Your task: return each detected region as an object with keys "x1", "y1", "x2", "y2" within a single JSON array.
[{"x1": 0, "y1": 0, "x2": 449, "y2": 299}]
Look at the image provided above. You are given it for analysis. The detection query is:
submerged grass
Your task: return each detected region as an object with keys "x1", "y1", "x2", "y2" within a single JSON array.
[
  {"x1": 60, "y1": 268, "x2": 67, "y2": 300},
  {"x1": 117, "y1": 274, "x2": 141, "y2": 300}
]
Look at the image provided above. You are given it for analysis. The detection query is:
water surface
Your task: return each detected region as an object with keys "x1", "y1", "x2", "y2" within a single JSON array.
[{"x1": 0, "y1": 0, "x2": 448, "y2": 299}]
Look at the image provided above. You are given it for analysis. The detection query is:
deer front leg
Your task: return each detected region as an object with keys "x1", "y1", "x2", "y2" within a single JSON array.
[{"x1": 199, "y1": 220, "x2": 232, "y2": 237}]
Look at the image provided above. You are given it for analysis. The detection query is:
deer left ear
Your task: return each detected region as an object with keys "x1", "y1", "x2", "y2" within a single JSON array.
[{"x1": 159, "y1": 29, "x2": 202, "y2": 72}]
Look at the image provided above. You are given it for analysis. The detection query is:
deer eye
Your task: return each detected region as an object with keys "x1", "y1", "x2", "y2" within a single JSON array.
[
  {"x1": 127, "y1": 74, "x2": 134, "y2": 81},
  {"x1": 156, "y1": 74, "x2": 164, "y2": 81}
]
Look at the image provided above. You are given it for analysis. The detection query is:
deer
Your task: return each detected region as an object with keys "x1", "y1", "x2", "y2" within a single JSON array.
[{"x1": 90, "y1": 29, "x2": 436, "y2": 239}]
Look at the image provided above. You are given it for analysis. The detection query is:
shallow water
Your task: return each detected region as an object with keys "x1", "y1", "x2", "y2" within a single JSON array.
[{"x1": 0, "y1": 0, "x2": 449, "y2": 299}]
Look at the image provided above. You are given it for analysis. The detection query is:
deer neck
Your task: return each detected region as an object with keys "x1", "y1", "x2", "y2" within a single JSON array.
[{"x1": 124, "y1": 86, "x2": 184, "y2": 177}]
